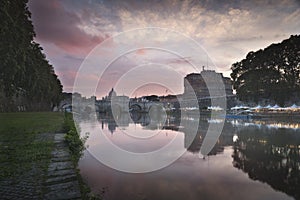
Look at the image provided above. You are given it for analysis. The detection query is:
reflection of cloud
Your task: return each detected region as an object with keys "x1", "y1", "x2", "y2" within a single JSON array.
[{"x1": 79, "y1": 148, "x2": 291, "y2": 200}]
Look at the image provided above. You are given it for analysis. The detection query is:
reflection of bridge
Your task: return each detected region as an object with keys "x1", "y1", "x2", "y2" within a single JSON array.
[
  {"x1": 98, "y1": 112, "x2": 167, "y2": 133},
  {"x1": 97, "y1": 112, "x2": 236, "y2": 155}
]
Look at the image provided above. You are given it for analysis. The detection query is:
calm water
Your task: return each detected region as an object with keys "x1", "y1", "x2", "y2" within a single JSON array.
[{"x1": 78, "y1": 113, "x2": 300, "y2": 200}]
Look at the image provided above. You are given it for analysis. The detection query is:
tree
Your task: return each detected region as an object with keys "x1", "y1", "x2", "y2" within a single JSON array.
[
  {"x1": 0, "y1": 0, "x2": 62, "y2": 112},
  {"x1": 231, "y1": 35, "x2": 300, "y2": 106}
]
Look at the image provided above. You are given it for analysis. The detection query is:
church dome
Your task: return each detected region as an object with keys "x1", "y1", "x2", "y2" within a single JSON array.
[{"x1": 108, "y1": 88, "x2": 116, "y2": 97}]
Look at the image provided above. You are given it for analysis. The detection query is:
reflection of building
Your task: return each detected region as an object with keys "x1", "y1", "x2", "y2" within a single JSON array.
[
  {"x1": 98, "y1": 111, "x2": 237, "y2": 155},
  {"x1": 108, "y1": 120, "x2": 117, "y2": 134},
  {"x1": 183, "y1": 69, "x2": 234, "y2": 108},
  {"x1": 181, "y1": 118, "x2": 235, "y2": 154}
]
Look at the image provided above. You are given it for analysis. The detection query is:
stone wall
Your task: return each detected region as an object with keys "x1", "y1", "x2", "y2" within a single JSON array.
[{"x1": 183, "y1": 70, "x2": 235, "y2": 108}]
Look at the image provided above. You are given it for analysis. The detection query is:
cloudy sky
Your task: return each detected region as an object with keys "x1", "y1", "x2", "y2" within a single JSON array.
[{"x1": 28, "y1": 0, "x2": 300, "y2": 97}]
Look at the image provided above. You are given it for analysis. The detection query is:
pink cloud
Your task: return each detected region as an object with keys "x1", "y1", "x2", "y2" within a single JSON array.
[
  {"x1": 28, "y1": 0, "x2": 109, "y2": 55},
  {"x1": 135, "y1": 48, "x2": 146, "y2": 55},
  {"x1": 55, "y1": 69, "x2": 77, "y2": 92}
]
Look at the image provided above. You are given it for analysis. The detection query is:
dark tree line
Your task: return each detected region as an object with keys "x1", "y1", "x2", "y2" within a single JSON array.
[
  {"x1": 231, "y1": 35, "x2": 300, "y2": 106},
  {"x1": 0, "y1": 0, "x2": 62, "y2": 112}
]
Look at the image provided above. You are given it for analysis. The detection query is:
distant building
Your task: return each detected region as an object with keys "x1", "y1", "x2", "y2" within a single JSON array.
[
  {"x1": 159, "y1": 95, "x2": 180, "y2": 110},
  {"x1": 107, "y1": 88, "x2": 116, "y2": 100},
  {"x1": 97, "y1": 88, "x2": 130, "y2": 113},
  {"x1": 183, "y1": 69, "x2": 235, "y2": 108}
]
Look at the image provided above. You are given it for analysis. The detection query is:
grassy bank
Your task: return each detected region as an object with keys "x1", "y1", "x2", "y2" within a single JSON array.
[
  {"x1": 62, "y1": 113, "x2": 101, "y2": 199},
  {"x1": 0, "y1": 112, "x2": 98, "y2": 199},
  {"x1": 0, "y1": 112, "x2": 65, "y2": 134},
  {"x1": 62, "y1": 113, "x2": 86, "y2": 164},
  {"x1": 0, "y1": 112, "x2": 65, "y2": 178}
]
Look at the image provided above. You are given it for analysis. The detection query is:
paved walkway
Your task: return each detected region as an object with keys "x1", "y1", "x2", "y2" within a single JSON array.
[
  {"x1": 44, "y1": 133, "x2": 81, "y2": 200},
  {"x1": 0, "y1": 133, "x2": 82, "y2": 199}
]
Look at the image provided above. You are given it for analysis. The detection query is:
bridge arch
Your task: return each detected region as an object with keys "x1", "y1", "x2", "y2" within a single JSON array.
[
  {"x1": 129, "y1": 104, "x2": 143, "y2": 112},
  {"x1": 130, "y1": 111, "x2": 142, "y2": 122}
]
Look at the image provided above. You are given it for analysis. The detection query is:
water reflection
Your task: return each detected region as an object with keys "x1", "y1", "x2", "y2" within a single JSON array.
[
  {"x1": 96, "y1": 112, "x2": 235, "y2": 155},
  {"x1": 98, "y1": 111, "x2": 167, "y2": 133},
  {"x1": 232, "y1": 126, "x2": 300, "y2": 200},
  {"x1": 231, "y1": 119, "x2": 300, "y2": 130},
  {"x1": 79, "y1": 113, "x2": 300, "y2": 200}
]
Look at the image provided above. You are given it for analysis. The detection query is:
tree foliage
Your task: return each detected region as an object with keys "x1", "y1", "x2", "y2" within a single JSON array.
[
  {"x1": 231, "y1": 35, "x2": 300, "y2": 106},
  {"x1": 0, "y1": 0, "x2": 62, "y2": 112}
]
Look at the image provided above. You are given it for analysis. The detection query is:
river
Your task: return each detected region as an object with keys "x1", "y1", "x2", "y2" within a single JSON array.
[{"x1": 78, "y1": 112, "x2": 300, "y2": 200}]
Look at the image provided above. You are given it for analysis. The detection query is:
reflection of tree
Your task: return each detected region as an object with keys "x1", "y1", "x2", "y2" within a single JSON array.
[{"x1": 232, "y1": 128, "x2": 300, "y2": 199}]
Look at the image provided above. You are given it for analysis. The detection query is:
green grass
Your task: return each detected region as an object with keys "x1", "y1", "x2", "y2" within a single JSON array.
[
  {"x1": 0, "y1": 112, "x2": 65, "y2": 134},
  {"x1": 0, "y1": 112, "x2": 65, "y2": 178},
  {"x1": 0, "y1": 112, "x2": 98, "y2": 199}
]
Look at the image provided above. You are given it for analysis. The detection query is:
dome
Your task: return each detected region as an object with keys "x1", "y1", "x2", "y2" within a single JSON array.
[{"x1": 108, "y1": 88, "x2": 116, "y2": 98}]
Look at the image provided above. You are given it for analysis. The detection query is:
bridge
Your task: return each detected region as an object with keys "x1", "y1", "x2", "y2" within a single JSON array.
[
  {"x1": 57, "y1": 97, "x2": 167, "y2": 114},
  {"x1": 96, "y1": 99, "x2": 165, "y2": 114},
  {"x1": 58, "y1": 93, "x2": 232, "y2": 114}
]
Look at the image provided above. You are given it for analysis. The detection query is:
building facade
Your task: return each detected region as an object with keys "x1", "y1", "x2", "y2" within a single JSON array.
[{"x1": 183, "y1": 70, "x2": 235, "y2": 109}]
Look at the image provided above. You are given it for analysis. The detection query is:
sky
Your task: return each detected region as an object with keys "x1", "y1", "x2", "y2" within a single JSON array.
[{"x1": 28, "y1": 0, "x2": 300, "y2": 98}]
